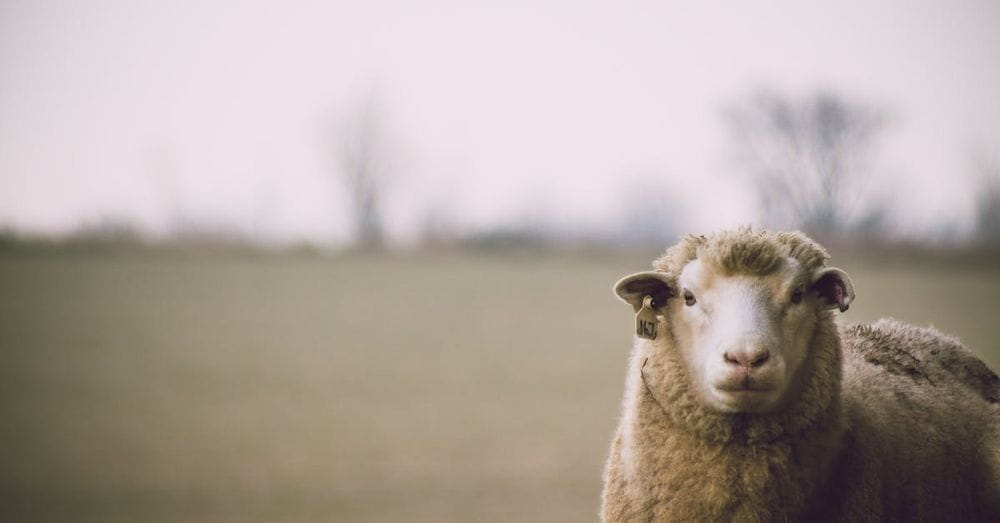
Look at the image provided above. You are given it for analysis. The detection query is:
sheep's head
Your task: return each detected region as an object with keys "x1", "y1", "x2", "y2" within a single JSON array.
[{"x1": 614, "y1": 230, "x2": 854, "y2": 415}]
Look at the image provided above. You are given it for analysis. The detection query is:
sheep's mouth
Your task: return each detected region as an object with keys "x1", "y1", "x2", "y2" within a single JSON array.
[
  {"x1": 711, "y1": 385, "x2": 780, "y2": 412},
  {"x1": 714, "y1": 377, "x2": 775, "y2": 393}
]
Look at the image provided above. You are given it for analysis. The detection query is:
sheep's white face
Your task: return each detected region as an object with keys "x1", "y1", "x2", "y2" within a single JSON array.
[
  {"x1": 615, "y1": 257, "x2": 853, "y2": 414},
  {"x1": 671, "y1": 258, "x2": 815, "y2": 413}
]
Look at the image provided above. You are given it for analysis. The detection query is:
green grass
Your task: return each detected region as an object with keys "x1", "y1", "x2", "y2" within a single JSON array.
[{"x1": 1, "y1": 249, "x2": 998, "y2": 522}]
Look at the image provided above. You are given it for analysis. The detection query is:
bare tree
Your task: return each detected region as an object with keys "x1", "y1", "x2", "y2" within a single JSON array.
[
  {"x1": 337, "y1": 93, "x2": 392, "y2": 249},
  {"x1": 613, "y1": 174, "x2": 686, "y2": 247},
  {"x1": 725, "y1": 89, "x2": 889, "y2": 240},
  {"x1": 972, "y1": 153, "x2": 1000, "y2": 246}
]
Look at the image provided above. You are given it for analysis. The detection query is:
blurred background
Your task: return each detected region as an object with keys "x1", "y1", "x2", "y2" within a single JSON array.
[{"x1": 2, "y1": 0, "x2": 999, "y2": 521}]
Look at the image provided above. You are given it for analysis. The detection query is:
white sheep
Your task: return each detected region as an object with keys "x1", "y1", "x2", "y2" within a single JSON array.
[{"x1": 602, "y1": 229, "x2": 1000, "y2": 521}]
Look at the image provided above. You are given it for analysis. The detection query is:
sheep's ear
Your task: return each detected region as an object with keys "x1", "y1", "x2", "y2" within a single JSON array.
[
  {"x1": 614, "y1": 271, "x2": 674, "y2": 312},
  {"x1": 810, "y1": 267, "x2": 855, "y2": 312}
]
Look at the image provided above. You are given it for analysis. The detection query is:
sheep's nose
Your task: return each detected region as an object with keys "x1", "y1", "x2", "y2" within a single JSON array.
[{"x1": 723, "y1": 348, "x2": 771, "y2": 369}]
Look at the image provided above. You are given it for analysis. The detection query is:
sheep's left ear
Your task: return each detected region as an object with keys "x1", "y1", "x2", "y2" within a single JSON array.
[
  {"x1": 810, "y1": 267, "x2": 855, "y2": 312},
  {"x1": 614, "y1": 271, "x2": 674, "y2": 313}
]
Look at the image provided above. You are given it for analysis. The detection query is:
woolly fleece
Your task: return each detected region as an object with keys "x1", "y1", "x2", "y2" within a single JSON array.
[{"x1": 601, "y1": 229, "x2": 1000, "y2": 521}]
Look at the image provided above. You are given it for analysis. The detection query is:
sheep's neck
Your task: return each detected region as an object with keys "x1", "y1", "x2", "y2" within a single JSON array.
[
  {"x1": 632, "y1": 385, "x2": 842, "y2": 521},
  {"x1": 623, "y1": 319, "x2": 845, "y2": 520},
  {"x1": 632, "y1": 350, "x2": 844, "y2": 521}
]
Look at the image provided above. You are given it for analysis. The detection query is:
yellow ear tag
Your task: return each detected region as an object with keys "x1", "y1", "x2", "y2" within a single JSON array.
[{"x1": 635, "y1": 295, "x2": 658, "y2": 340}]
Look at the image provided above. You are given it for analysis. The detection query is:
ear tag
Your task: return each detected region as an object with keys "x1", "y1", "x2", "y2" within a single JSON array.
[{"x1": 635, "y1": 295, "x2": 658, "y2": 340}]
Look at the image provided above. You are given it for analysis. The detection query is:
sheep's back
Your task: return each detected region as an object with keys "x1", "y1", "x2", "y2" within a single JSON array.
[
  {"x1": 841, "y1": 318, "x2": 999, "y2": 404},
  {"x1": 832, "y1": 318, "x2": 1000, "y2": 519}
]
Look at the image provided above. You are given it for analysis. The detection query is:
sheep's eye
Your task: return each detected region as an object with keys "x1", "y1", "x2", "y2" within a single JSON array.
[
  {"x1": 791, "y1": 288, "x2": 804, "y2": 304},
  {"x1": 683, "y1": 290, "x2": 696, "y2": 306}
]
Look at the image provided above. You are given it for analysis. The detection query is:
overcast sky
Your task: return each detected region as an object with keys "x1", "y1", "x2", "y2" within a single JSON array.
[{"x1": 2, "y1": 0, "x2": 999, "y2": 244}]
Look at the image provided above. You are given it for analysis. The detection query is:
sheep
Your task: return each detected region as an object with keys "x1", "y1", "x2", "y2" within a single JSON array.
[{"x1": 601, "y1": 228, "x2": 1000, "y2": 522}]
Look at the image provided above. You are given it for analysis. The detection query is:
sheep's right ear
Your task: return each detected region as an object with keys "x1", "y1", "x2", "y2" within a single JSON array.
[{"x1": 614, "y1": 271, "x2": 674, "y2": 312}]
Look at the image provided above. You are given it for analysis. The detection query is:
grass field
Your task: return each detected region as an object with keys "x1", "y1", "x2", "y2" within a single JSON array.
[{"x1": 1, "y1": 248, "x2": 999, "y2": 522}]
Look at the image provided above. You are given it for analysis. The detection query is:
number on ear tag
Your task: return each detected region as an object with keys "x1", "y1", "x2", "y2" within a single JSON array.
[{"x1": 635, "y1": 295, "x2": 658, "y2": 340}]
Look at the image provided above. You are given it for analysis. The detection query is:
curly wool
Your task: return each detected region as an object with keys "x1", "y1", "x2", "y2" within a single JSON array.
[
  {"x1": 601, "y1": 230, "x2": 1000, "y2": 522},
  {"x1": 602, "y1": 308, "x2": 843, "y2": 521},
  {"x1": 653, "y1": 228, "x2": 830, "y2": 279}
]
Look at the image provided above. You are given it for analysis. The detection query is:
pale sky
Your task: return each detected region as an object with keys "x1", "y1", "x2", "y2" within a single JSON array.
[{"x1": 2, "y1": 0, "x2": 999, "y2": 244}]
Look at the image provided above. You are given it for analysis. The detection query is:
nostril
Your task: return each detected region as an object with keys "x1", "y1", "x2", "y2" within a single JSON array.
[
  {"x1": 723, "y1": 350, "x2": 771, "y2": 369},
  {"x1": 750, "y1": 351, "x2": 770, "y2": 368}
]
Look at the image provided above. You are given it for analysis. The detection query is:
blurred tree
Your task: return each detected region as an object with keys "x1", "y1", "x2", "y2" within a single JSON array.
[
  {"x1": 417, "y1": 201, "x2": 459, "y2": 247},
  {"x1": 972, "y1": 153, "x2": 1000, "y2": 246},
  {"x1": 71, "y1": 215, "x2": 145, "y2": 245},
  {"x1": 614, "y1": 174, "x2": 685, "y2": 247},
  {"x1": 337, "y1": 93, "x2": 392, "y2": 249},
  {"x1": 725, "y1": 90, "x2": 889, "y2": 240}
]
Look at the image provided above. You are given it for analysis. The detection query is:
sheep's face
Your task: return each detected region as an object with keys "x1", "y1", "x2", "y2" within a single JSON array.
[
  {"x1": 672, "y1": 258, "x2": 814, "y2": 413},
  {"x1": 616, "y1": 258, "x2": 853, "y2": 414}
]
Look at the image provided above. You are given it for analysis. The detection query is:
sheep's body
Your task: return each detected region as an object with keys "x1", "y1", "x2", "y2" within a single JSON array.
[
  {"x1": 603, "y1": 318, "x2": 1000, "y2": 522},
  {"x1": 829, "y1": 320, "x2": 1000, "y2": 519},
  {"x1": 602, "y1": 231, "x2": 1000, "y2": 522}
]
